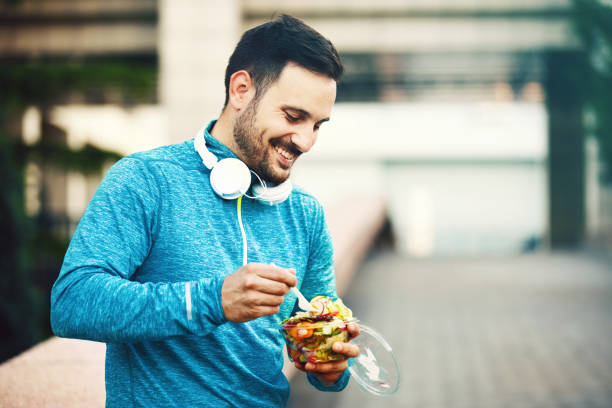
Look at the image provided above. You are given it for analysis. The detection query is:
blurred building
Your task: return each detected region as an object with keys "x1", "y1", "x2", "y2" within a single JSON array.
[
  {"x1": 3, "y1": 0, "x2": 602, "y2": 256},
  {"x1": 2, "y1": 0, "x2": 575, "y2": 132}
]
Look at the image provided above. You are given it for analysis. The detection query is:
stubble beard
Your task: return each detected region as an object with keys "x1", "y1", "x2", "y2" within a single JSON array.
[{"x1": 233, "y1": 100, "x2": 288, "y2": 184}]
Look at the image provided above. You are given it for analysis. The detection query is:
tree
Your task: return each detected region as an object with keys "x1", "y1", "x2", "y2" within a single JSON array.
[
  {"x1": 0, "y1": 58, "x2": 156, "y2": 362},
  {"x1": 573, "y1": 0, "x2": 612, "y2": 183}
]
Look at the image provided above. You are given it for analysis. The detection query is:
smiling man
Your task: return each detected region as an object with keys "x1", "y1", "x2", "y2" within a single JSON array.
[
  {"x1": 51, "y1": 14, "x2": 359, "y2": 408},
  {"x1": 215, "y1": 62, "x2": 336, "y2": 185}
]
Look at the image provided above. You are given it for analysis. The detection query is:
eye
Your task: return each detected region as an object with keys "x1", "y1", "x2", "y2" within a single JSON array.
[
  {"x1": 285, "y1": 113, "x2": 299, "y2": 123},
  {"x1": 314, "y1": 121, "x2": 327, "y2": 131}
]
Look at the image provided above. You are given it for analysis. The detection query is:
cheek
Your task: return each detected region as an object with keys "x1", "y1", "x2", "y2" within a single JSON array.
[{"x1": 264, "y1": 120, "x2": 294, "y2": 141}]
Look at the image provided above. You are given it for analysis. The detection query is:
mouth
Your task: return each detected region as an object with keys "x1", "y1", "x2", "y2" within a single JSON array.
[{"x1": 273, "y1": 143, "x2": 299, "y2": 167}]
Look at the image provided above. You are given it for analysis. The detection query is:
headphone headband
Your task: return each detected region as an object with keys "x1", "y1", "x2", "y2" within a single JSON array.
[{"x1": 193, "y1": 131, "x2": 218, "y2": 169}]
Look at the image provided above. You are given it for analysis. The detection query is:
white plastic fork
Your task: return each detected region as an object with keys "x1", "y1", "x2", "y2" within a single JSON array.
[
  {"x1": 271, "y1": 262, "x2": 317, "y2": 312},
  {"x1": 290, "y1": 286, "x2": 317, "y2": 313}
]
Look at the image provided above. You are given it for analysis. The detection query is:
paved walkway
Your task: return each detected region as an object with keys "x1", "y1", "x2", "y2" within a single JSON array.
[{"x1": 287, "y1": 249, "x2": 612, "y2": 408}]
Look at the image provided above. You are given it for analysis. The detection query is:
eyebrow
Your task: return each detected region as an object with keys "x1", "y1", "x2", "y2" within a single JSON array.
[{"x1": 282, "y1": 105, "x2": 330, "y2": 125}]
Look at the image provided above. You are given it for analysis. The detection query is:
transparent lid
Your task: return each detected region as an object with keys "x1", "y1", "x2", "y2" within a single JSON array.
[{"x1": 348, "y1": 324, "x2": 400, "y2": 396}]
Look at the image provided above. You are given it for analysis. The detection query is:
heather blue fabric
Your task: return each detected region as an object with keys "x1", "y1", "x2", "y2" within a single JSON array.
[{"x1": 50, "y1": 121, "x2": 350, "y2": 407}]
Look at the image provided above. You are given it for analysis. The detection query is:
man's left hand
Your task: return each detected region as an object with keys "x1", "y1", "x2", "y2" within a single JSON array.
[{"x1": 294, "y1": 322, "x2": 360, "y2": 386}]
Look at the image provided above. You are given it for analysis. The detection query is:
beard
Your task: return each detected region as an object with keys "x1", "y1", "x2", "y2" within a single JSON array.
[{"x1": 233, "y1": 99, "x2": 293, "y2": 184}]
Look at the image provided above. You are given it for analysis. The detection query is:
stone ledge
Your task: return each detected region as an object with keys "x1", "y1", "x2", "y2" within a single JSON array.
[
  {"x1": 0, "y1": 195, "x2": 387, "y2": 407},
  {"x1": 0, "y1": 337, "x2": 106, "y2": 408}
]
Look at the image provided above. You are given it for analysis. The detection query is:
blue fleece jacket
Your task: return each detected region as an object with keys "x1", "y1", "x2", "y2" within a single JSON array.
[{"x1": 50, "y1": 121, "x2": 349, "y2": 407}]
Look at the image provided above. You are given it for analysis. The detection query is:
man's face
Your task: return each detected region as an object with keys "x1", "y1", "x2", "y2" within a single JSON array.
[{"x1": 233, "y1": 63, "x2": 337, "y2": 184}]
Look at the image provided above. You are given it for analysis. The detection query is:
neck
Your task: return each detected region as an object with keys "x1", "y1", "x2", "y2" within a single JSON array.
[{"x1": 210, "y1": 110, "x2": 240, "y2": 155}]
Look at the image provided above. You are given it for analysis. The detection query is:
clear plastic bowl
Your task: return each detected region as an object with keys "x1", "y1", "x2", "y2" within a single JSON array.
[{"x1": 280, "y1": 318, "x2": 358, "y2": 363}]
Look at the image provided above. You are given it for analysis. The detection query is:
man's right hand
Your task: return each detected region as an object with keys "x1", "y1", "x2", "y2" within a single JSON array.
[{"x1": 221, "y1": 263, "x2": 297, "y2": 322}]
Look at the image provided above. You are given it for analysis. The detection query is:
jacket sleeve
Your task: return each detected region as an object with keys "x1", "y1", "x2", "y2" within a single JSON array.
[
  {"x1": 301, "y1": 200, "x2": 351, "y2": 392},
  {"x1": 50, "y1": 157, "x2": 227, "y2": 343}
]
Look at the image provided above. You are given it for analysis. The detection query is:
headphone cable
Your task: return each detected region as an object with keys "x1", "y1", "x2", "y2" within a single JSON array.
[{"x1": 237, "y1": 196, "x2": 248, "y2": 266}]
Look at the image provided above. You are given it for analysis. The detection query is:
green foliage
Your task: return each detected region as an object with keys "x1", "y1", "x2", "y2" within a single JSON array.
[
  {"x1": 0, "y1": 128, "x2": 42, "y2": 361},
  {"x1": 573, "y1": 0, "x2": 612, "y2": 183},
  {"x1": 0, "y1": 59, "x2": 157, "y2": 110},
  {"x1": 0, "y1": 58, "x2": 156, "y2": 362},
  {"x1": 18, "y1": 141, "x2": 123, "y2": 175}
]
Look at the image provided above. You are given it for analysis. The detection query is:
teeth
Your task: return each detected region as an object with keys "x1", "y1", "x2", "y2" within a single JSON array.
[{"x1": 275, "y1": 146, "x2": 294, "y2": 161}]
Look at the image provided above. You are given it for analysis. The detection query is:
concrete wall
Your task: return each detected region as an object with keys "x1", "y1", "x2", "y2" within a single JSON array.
[{"x1": 158, "y1": 0, "x2": 240, "y2": 143}]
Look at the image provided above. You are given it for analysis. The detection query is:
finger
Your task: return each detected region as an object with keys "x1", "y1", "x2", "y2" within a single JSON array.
[
  {"x1": 304, "y1": 359, "x2": 348, "y2": 374},
  {"x1": 294, "y1": 361, "x2": 307, "y2": 372},
  {"x1": 251, "y1": 304, "x2": 281, "y2": 318},
  {"x1": 246, "y1": 275, "x2": 292, "y2": 296},
  {"x1": 332, "y1": 342, "x2": 360, "y2": 358},
  {"x1": 314, "y1": 372, "x2": 343, "y2": 386},
  {"x1": 269, "y1": 262, "x2": 296, "y2": 274},
  {"x1": 254, "y1": 264, "x2": 298, "y2": 288},
  {"x1": 252, "y1": 293, "x2": 285, "y2": 307},
  {"x1": 347, "y1": 323, "x2": 361, "y2": 338}
]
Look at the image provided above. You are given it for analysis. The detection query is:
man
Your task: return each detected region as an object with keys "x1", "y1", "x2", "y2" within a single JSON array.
[{"x1": 51, "y1": 14, "x2": 359, "y2": 407}]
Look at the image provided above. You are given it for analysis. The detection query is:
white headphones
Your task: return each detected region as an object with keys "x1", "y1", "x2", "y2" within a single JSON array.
[{"x1": 193, "y1": 127, "x2": 292, "y2": 205}]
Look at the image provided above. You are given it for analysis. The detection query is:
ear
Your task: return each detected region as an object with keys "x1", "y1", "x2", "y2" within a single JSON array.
[{"x1": 227, "y1": 70, "x2": 255, "y2": 111}]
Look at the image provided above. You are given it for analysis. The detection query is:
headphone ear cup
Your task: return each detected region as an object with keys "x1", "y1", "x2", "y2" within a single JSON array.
[
  {"x1": 194, "y1": 128, "x2": 292, "y2": 203},
  {"x1": 209, "y1": 158, "x2": 251, "y2": 200},
  {"x1": 252, "y1": 179, "x2": 293, "y2": 205}
]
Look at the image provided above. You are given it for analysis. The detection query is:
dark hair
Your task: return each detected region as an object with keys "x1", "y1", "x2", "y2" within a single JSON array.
[{"x1": 223, "y1": 14, "x2": 343, "y2": 106}]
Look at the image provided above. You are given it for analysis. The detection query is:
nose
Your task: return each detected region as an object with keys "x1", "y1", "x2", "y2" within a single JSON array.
[{"x1": 291, "y1": 126, "x2": 317, "y2": 153}]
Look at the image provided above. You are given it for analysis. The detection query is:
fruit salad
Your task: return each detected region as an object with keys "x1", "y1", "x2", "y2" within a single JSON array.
[{"x1": 281, "y1": 295, "x2": 355, "y2": 363}]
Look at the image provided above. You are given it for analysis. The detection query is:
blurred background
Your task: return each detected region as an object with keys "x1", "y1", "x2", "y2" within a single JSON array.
[{"x1": 1, "y1": 0, "x2": 611, "y2": 406}]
